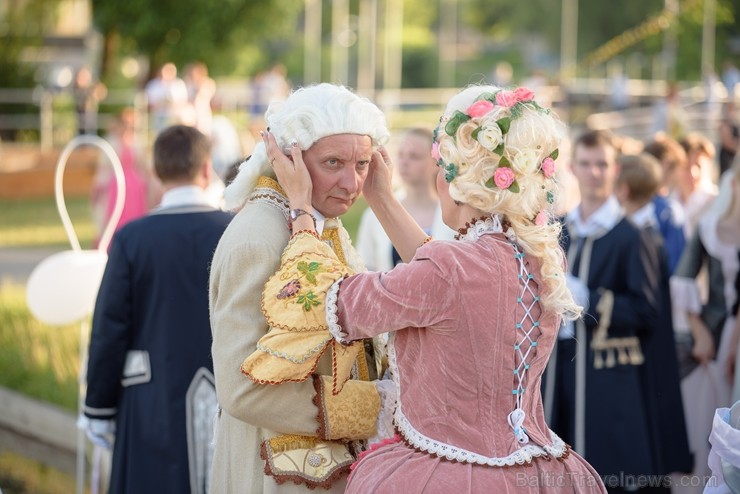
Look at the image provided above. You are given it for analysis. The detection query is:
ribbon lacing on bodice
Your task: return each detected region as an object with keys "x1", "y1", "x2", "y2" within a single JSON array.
[
  {"x1": 509, "y1": 239, "x2": 542, "y2": 445},
  {"x1": 457, "y1": 215, "x2": 539, "y2": 445}
]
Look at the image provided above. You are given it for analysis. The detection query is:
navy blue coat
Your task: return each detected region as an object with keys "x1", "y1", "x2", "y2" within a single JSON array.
[
  {"x1": 544, "y1": 219, "x2": 668, "y2": 481},
  {"x1": 84, "y1": 206, "x2": 231, "y2": 494}
]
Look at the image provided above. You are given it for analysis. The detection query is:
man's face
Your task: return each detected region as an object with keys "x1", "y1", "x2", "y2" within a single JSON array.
[
  {"x1": 302, "y1": 134, "x2": 373, "y2": 218},
  {"x1": 571, "y1": 143, "x2": 618, "y2": 204}
]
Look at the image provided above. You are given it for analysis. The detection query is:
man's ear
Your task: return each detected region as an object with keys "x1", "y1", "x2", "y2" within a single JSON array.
[{"x1": 203, "y1": 159, "x2": 213, "y2": 183}]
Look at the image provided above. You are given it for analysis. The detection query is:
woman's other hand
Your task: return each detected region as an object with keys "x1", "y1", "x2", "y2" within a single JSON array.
[{"x1": 363, "y1": 147, "x2": 394, "y2": 206}]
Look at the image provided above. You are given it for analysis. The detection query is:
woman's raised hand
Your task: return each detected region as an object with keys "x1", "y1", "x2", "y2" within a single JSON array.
[
  {"x1": 363, "y1": 146, "x2": 394, "y2": 207},
  {"x1": 261, "y1": 131, "x2": 313, "y2": 210}
]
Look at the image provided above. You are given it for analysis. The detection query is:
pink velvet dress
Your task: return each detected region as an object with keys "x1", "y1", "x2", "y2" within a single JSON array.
[{"x1": 330, "y1": 219, "x2": 606, "y2": 493}]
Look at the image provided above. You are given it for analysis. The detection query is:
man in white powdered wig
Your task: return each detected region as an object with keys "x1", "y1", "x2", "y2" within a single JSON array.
[{"x1": 208, "y1": 83, "x2": 394, "y2": 493}]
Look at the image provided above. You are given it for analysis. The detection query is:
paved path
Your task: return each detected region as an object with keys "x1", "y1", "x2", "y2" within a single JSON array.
[{"x1": 0, "y1": 247, "x2": 62, "y2": 285}]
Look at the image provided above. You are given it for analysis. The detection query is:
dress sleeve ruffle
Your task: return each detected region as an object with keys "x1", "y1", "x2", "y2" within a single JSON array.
[{"x1": 241, "y1": 232, "x2": 362, "y2": 395}]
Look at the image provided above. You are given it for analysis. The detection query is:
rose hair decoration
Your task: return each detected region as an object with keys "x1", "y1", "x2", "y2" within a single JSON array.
[{"x1": 433, "y1": 87, "x2": 559, "y2": 200}]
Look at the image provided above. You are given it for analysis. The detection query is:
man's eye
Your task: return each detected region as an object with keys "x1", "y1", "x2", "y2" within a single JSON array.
[
  {"x1": 357, "y1": 160, "x2": 370, "y2": 170},
  {"x1": 326, "y1": 159, "x2": 339, "y2": 167}
]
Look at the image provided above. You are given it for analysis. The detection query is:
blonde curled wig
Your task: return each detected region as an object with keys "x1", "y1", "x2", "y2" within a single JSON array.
[{"x1": 436, "y1": 85, "x2": 581, "y2": 321}]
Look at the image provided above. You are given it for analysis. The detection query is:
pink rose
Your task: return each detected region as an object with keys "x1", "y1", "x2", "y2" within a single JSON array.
[
  {"x1": 514, "y1": 87, "x2": 535, "y2": 103},
  {"x1": 493, "y1": 167, "x2": 516, "y2": 189},
  {"x1": 495, "y1": 90, "x2": 518, "y2": 108},
  {"x1": 541, "y1": 157, "x2": 556, "y2": 178},
  {"x1": 466, "y1": 100, "x2": 495, "y2": 118},
  {"x1": 431, "y1": 142, "x2": 441, "y2": 161},
  {"x1": 534, "y1": 211, "x2": 547, "y2": 226}
]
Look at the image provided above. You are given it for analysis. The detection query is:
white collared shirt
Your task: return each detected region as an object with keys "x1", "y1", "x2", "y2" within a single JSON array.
[
  {"x1": 630, "y1": 202, "x2": 658, "y2": 230},
  {"x1": 565, "y1": 196, "x2": 623, "y2": 239},
  {"x1": 312, "y1": 209, "x2": 326, "y2": 237},
  {"x1": 158, "y1": 185, "x2": 212, "y2": 209},
  {"x1": 560, "y1": 196, "x2": 623, "y2": 340}
]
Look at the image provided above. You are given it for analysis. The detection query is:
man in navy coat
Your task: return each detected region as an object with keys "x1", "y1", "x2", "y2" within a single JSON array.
[
  {"x1": 543, "y1": 130, "x2": 690, "y2": 492},
  {"x1": 82, "y1": 125, "x2": 232, "y2": 493}
]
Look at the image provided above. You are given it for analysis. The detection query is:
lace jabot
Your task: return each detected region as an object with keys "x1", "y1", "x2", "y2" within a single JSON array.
[{"x1": 455, "y1": 214, "x2": 515, "y2": 243}]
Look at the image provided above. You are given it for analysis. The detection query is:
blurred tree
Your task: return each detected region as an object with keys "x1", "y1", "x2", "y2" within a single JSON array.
[
  {"x1": 0, "y1": 0, "x2": 57, "y2": 140},
  {"x1": 92, "y1": 0, "x2": 301, "y2": 83},
  {"x1": 461, "y1": 0, "x2": 737, "y2": 81}
]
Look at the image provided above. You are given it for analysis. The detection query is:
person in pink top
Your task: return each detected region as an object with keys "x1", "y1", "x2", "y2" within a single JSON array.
[
  {"x1": 255, "y1": 85, "x2": 606, "y2": 493},
  {"x1": 92, "y1": 108, "x2": 159, "y2": 245}
]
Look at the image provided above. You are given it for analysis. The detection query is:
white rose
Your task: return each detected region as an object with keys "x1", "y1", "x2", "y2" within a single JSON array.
[
  {"x1": 476, "y1": 124, "x2": 504, "y2": 152},
  {"x1": 510, "y1": 148, "x2": 539, "y2": 175}
]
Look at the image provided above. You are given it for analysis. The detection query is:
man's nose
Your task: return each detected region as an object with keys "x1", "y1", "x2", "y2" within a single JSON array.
[{"x1": 337, "y1": 166, "x2": 360, "y2": 194}]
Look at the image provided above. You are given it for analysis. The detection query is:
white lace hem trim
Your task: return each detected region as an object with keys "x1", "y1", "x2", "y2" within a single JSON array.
[
  {"x1": 387, "y1": 333, "x2": 568, "y2": 466},
  {"x1": 326, "y1": 278, "x2": 351, "y2": 344}
]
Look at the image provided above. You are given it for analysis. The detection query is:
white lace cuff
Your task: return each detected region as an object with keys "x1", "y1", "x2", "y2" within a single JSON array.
[
  {"x1": 369, "y1": 379, "x2": 397, "y2": 446},
  {"x1": 326, "y1": 277, "x2": 350, "y2": 344}
]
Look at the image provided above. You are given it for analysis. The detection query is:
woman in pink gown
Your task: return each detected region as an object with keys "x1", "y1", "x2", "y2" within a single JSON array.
[
  {"x1": 91, "y1": 108, "x2": 154, "y2": 245},
  {"x1": 261, "y1": 85, "x2": 606, "y2": 493}
]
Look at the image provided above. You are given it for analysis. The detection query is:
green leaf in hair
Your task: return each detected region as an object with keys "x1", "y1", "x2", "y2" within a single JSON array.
[{"x1": 445, "y1": 111, "x2": 470, "y2": 137}]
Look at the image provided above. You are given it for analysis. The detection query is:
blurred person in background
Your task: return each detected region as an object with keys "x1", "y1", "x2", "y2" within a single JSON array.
[
  {"x1": 91, "y1": 108, "x2": 160, "y2": 246},
  {"x1": 675, "y1": 133, "x2": 719, "y2": 238},
  {"x1": 644, "y1": 134, "x2": 688, "y2": 274},
  {"x1": 184, "y1": 61, "x2": 216, "y2": 136},
  {"x1": 719, "y1": 101, "x2": 739, "y2": 177},
  {"x1": 81, "y1": 125, "x2": 232, "y2": 494},
  {"x1": 356, "y1": 127, "x2": 455, "y2": 272},
  {"x1": 652, "y1": 82, "x2": 690, "y2": 140},
  {"x1": 614, "y1": 153, "x2": 693, "y2": 485},
  {"x1": 670, "y1": 157, "x2": 740, "y2": 493},
  {"x1": 145, "y1": 62, "x2": 189, "y2": 134},
  {"x1": 74, "y1": 66, "x2": 107, "y2": 135},
  {"x1": 544, "y1": 129, "x2": 673, "y2": 493}
]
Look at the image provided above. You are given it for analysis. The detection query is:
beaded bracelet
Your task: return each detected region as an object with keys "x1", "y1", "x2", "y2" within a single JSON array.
[
  {"x1": 420, "y1": 236, "x2": 433, "y2": 247},
  {"x1": 291, "y1": 229, "x2": 320, "y2": 240}
]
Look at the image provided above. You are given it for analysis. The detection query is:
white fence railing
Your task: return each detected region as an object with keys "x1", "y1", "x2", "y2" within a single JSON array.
[{"x1": 0, "y1": 79, "x2": 730, "y2": 150}]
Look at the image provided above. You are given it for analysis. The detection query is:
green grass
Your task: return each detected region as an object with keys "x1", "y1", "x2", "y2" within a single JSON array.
[
  {"x1": 0, "y1": 281, "x2": 80, "y2": 411},
  {"x1": 0, "y1": 452, "x2": 80, "y2": 494},
  {"x1": 0, "y1": 197, "x2": 96, "y2": 249}
]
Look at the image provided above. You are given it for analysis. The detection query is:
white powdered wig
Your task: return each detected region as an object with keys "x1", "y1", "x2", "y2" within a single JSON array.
[{"x1": 223, "y1": 83, "x2": 390, "y2": 211}]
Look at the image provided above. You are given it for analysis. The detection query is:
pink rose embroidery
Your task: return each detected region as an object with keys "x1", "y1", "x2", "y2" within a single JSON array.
[
  {"x1": 431, "y1": 142, "x2": 441, "y2": 161},
  {"x1": 495, "y1": 90, "x2": 517, "y2": 108},
  {"x1": 534, "y1": 211, "x2": 547, "y2": 226},
  {"x1": 514, "y1": 87, "x2": 535, "y2": 103},
  {"x1": 541, "y1": 157, "x2": 556, "y2": 178},
  {"x1": 466, "y1": 100, "x2": 495, "y2": 118},
  {"x1": 493, "y1": 167, "x2": 516, "y2": 189}
]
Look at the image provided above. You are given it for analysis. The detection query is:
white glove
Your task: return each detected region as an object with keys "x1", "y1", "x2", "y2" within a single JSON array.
[
  {"x1": 78, "y1": 415, "x2": 116, "y2": 450},
  {"x1": 369, "y1": 379, "x2": 397, "y2": 446},
  {"x1": 566, "y1": 274, "x2": 589, "y2": 311}
]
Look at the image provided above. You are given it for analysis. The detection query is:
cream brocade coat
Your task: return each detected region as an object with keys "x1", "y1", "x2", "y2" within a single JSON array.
[{"x1": 208, "y1": 178, "x2": 379, "y2": 493}]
